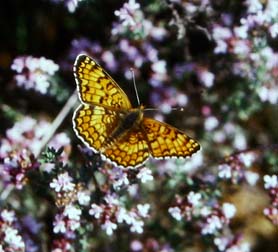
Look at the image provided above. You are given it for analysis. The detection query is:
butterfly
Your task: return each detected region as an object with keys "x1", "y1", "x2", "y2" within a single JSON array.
[{"x1": 72, "y1": 54, "x2": 200, "y2": 168}]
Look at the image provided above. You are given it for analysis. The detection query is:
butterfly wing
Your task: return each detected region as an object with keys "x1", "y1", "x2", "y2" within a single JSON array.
[
  {"x1": 142, "y1": 117, "x2": 200, "y2": 158},
  {"x1": 103, "y1": 127, "x2": 150, "y2": 168},
  {"x1": 73, "y1": 104, "x2": 120, "y2": 153},
  {"x1": 74, "y1": 54, "x2": 132, "y2": 110}
]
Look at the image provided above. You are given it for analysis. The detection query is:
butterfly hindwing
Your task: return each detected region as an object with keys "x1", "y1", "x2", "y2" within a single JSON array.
[
  {"x1": 73, "y1": 104, "x2": 120, "y2": 152},
  {"x1": 74, "y1": 54, "x2": 132, "y2": 109},
  {"x1": 142, "y1": 117, "x2": 200, "y2": 158},
  {"x1": 103, "y1": 127, "x2": 150, "y2": 167}
]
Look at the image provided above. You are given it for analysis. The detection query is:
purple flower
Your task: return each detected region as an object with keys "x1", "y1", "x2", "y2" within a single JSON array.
[
  {"x1": 11, "y1": 56, "x2": 59, "y2": 94},
  {"x1": 114, "y1": 0, "x2": 140, "y2": 27}
]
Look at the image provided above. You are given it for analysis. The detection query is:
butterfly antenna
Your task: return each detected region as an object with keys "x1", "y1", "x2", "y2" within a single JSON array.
[
  {"x1": 130, "y1": 68, "x2": 141, "y2": 106},
  {"x1": 144, "y1": 107, "x2": 184, "y2": 112}
]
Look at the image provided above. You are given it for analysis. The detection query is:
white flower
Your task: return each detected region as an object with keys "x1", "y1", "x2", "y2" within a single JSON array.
[
  {"x1": 218, "y1": 164, "x2": 232, "y2": 179},
  {"x1": 114, "y1": 0, "x2": 140, "y2": 27},
  {"x1": 49, "y1": 172, "x2": 75, "y2": 192},
  {"x1": 111, "y1": 167, "x2": 129, "y2": 189},
  {"x1": 1, "y1": 209, "x2": 15, "y2": 223},
  {"x1": 200, "y1": 206, "x2": 211, "y2": 217},
  {"x1": 212, "y1": 26, "x2": 232, "y2": 41},
  {"x1": 233, "y1": 40, "x2": 250, "y2": 56},
  {"x1": 4, "y1": 227, "x2": 25, "y2": 250},
  {"x1": 168, "y1": 207, "x2": 182, "y2": 221},
  {"x1": 214, "y1": 39, "x2": 228, "y2": 54},
  {"x1": 226, "y1": 242, "x2": 250, "y2": 252},
  {"x1": 201, "y1": 215, "x2": 223, "y2": 235},
  {"x1": 64, "y1": 205, "x2": 81, "y2": 221},
  {"x1": 187, "y1": 191, "x2": 202, "y2": 207},
  {"x1": 116, "y1": 208, "x2": 132, "y2": 224},
  {"x1": 53, "y1": 215, "x2": 66, "y2": 234},
  {"x1": 246, "y1": 0, "x2": 263, "y2": 13},
  {"x1": 264, "y1": 174, "x2": 278, "y2": 189},
  {"x1": 101, "y1": 220, "x2": 117, "y2": 235},
  {"x1": 222, "y1": 203, "x2": 236, "y2": 219},
  {"x1": 89, "y1": 204, "x2": 103, "y2": 219},
  {"x1": 137, "y1": 204, "x2": 150, "y2": 217},
  {"x1": 130, "y1": 219, "x2": 144, "y2": 233},
  {"x1": 68, "y1": 219, "x2": 81, "y2": 231},
  {"x1": 245, "y1": 171, "x2": 259, "y2": 186},
  {"x1": 265, "y1": 0, "x2": 278, "y2": 18},
  {"x1": 137, "y1": 168, "x2": 153, "y2": 183},
  {"x1": 269, "y1": 23, "x2": 278, "y2": 38},
  {"x1": 204, "y1": 116, "x2": 219, "y2": 131},
  {"x1": 234, "y1": 25, "x2": 249, "y2": 39},
  {"x1": 238, "y1": 152, "x2": 256, "y2": 167},
  {"x1": 214, "y1": 236, "x2": 229, "y2": 251},
  {"x1": 104, "y1": 193, "x2": 119, "y2": 205},
  {"x1": 152, "y1": 60, "x2": 167, "y2": 74},
  {"x1": 77, "y1": 191, "x2": 90, "y2": 206},
  {"x1": 198, "y1": 70, "x2": 215, "y2": 88}
]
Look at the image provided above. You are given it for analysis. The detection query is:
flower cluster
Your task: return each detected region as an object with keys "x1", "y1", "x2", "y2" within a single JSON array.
[
  {"x1": 49, "y1": 171, "x2": 90, "y2": 251},
  {"x1": 130, "y1": 238, "x2": 173, "y2": 252},
  {"x1": 0, "y1": 149, "x2": 39, "y2": 190},
  {"x1": 218, "y1": 152, "x2": 259, "y2": 185},
  {"x1": 0, "y1": 116, "x2": 70, "y2": 190},
  {"x1": 214, "y1": 235, "x2": 250, "y2": 252},
  {"x1": 0, "y1": 209, "x2": 25, "y2": 252},
  {"x1": 211, "y1": 0, "x2": 278, "y2": 105},
  {"x1": 89, "y1": 193, "x2": 150, "y2": 235},
  {"x1": 114, "y1": 0, "x2": 140, "y2": 28},
  {"x1": 263, "y1": 174, "x2": 278, "y2": 225},
  {"x1": 11, "y1": 56, "x2": 59, "y2": 94},
  {"x1": 169, "y1": 191, "x2": 242, "y2": 250}
]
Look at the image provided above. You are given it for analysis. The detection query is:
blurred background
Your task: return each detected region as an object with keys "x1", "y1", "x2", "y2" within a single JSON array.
[{"x1": 0, "y1": 0, "x2": 277, "y2": 252}]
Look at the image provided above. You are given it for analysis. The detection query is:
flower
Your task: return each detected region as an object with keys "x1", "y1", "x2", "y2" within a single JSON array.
[
  {"x1": 269, "y1": 23, "x2": 278, "y2": 38},
  {"x1": 64, "y1": 205, "x2": 81, "y2": 221},
  {"x1": 53, "y1": 214, "x2": 66, "y2": 234},
  {"x1": 187, "y1": 192, "x2": 202, "y2": 207},
  {"x1": 1, "y1": 210, "x2": 15, "y2": 223},
  {"x1": 244, "y1": 171, "x2": 259, "y2": 186},
  {"x1": 204, "y1": 116, "x2": 219, "y2": 131},
  {"x1": 218, "y1": 164, "x2": 232, "y2": 179},
  {"x1": 89, "y1": 204, "x2": 103, "y2": 219},
  {"x1": 51, "y1": 0, "x2": 85, "y2": 13},
  {"x1": 201, "y1": 215, "x2": 223, "y2": 235},
  {"x1": 222, "y1": 203, "x2": 236, "y2": 219},
  {"x1": 101, "y1": 220, "x2": 117, "y2": 235},
  {"x1": 114, "y1": 0, "x2": 140, "y2": 27},
  {"x1": 11, "y1": 56, "x2": 59, "y2": 94},
  {"x1": 3, "y1": 227, "x2": 25, "y2": 250},
  {"x1": 137, "y1": 204, "x2": 150, "y2": 218},
  {"x1": 49, "y1": 172, "x2": 75, "y2": 192},
  {"x1": 264, "y1": 175, "x2": 278, "y2": 189},
  {"x1": 77, "y1": 191, "x2": 90, "y2": 206},
  {"x1": 168, "y1": 207, "x2": 182, "y2": 221},
  {"x1": 130, "y1": 219, "x2": 144, "y2": 233},
  {"x1": 136, "y1": 167, "x2": 153, "y2": 183}
]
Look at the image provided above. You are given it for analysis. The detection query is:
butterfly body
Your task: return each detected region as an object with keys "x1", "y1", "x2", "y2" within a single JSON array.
[{"x1": 73, "y1": 54, "x2": 200, "y2": 168}]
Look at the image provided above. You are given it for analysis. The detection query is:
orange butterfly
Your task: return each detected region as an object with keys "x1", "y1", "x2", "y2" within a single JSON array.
[{"x1": 72, "y1": 54, "x2": 200, "y2": 168}]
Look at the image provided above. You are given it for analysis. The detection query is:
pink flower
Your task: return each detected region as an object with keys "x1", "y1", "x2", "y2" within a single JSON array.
[{"x1": 50, "y1": 172, "x2": 75, "y2": 192}]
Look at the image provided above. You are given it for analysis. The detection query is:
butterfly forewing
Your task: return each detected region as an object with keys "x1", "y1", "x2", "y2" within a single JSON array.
[{"x1": 74, "y1": 54, "x2": 132, "y2": 109}]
